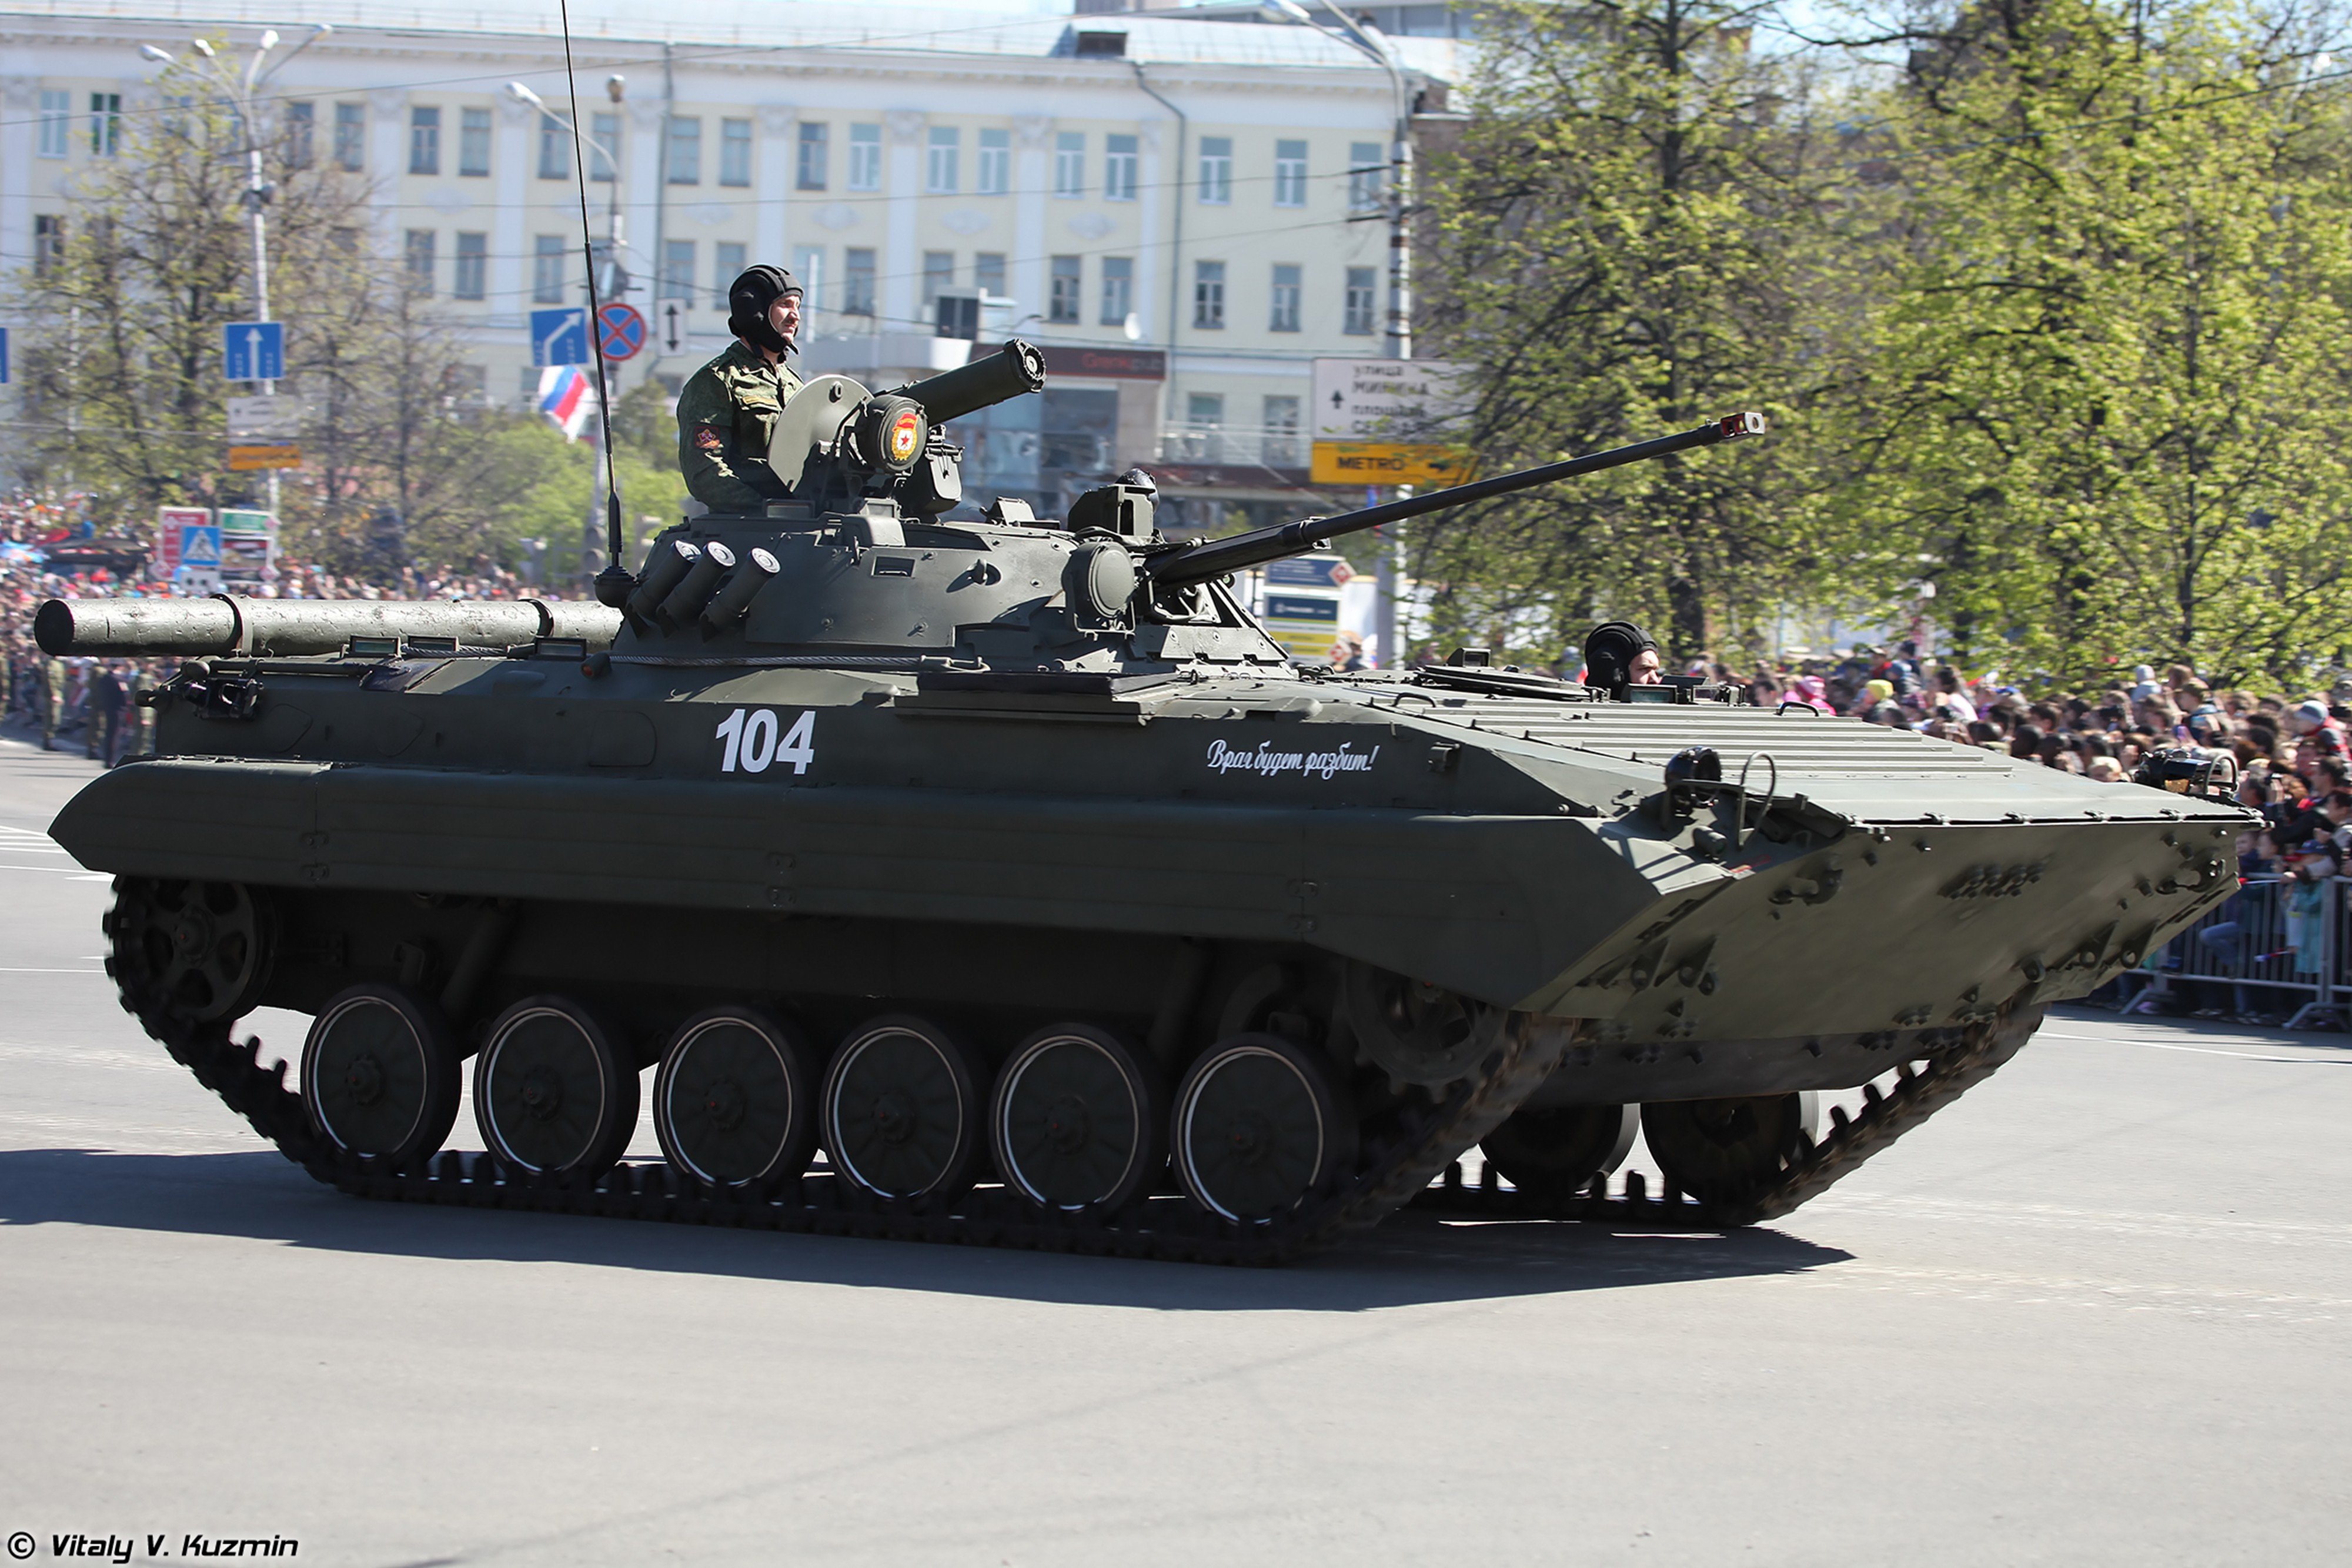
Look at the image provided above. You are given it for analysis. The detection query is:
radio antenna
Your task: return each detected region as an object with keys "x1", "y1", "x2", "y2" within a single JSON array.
[{"x1": 556, "y1": 0, "x2": 634, "y2": 607}]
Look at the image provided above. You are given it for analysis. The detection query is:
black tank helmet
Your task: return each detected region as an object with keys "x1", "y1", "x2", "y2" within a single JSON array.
[
  {"x1": 1582, "y1": 620, "x2": 1658, "y2": 697},
  {"x1": 727, "y1": 265, "x2": 802, "y2": 355}
]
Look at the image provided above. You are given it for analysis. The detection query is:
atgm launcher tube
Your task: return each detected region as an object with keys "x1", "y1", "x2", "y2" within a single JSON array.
[
  {"x1": 896, "y1": 339, "x2": 1048, "y2": 424},
  {"x1": 34, "y1": 594, "x2": 624, "y2": 658}
]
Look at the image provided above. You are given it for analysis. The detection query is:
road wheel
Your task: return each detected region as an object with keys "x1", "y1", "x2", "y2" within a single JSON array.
[
  {"x1": 1642, "y1": 1092, "x2": 1820, "y2": 1203},
  {"x1": 1172, "y1": 1034, "x2": 1356, "y2": 1224},
  {"x1": 822, "y1": 1015, "x2": 985, "y2": 1202},
  {"x1": 301, "y1": 984, "x2": 462, "y2": 1167},
  {"x1": 1479, "y1": 1102, "x2": 1637, "y2": 1199},
  {"x1": 475, "y1": 997, "x2": 639, "y2": 1178},
  {"x1": 991, "y1": 1024, "x2": 1164, "y2": 1212},
  {"x1": 653, "y1": 1007, "x2": 816, "y2": 1191}
]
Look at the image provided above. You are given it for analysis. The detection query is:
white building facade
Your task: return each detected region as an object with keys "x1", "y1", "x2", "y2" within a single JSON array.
[{"x1": 2, "y1": 1, "x2": 1459, "y2": 528}]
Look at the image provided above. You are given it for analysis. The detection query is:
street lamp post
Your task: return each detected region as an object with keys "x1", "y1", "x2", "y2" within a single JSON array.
[
  {"x1": 1267, "y1": 0, "x2": 1415, "y2": 666},
  {"x1": 142, "y1": 25, "x2": 333, "y2": 535},
  {"x1": 507, "y1": 77, "x2": 629, "y2": 591}
]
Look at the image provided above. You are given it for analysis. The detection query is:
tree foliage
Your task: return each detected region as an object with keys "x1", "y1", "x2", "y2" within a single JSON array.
[
  {"x1": 1838, "y1": 0, "x2": 2352, "y2": 684},
  {"x1": 1417, "y1": 0, "x2": 1837, "y2": 663},
  {"x1": 1422, "y1": 0, "x2": 2352, "y2": 684}
]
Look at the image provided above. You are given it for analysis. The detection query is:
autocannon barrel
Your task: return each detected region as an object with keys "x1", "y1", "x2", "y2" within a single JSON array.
[
  {"x1": 34, "y1": 594, "x2": 624, "y2": 658},
  {"x1": 894, "y1": 339, "x2": 1048, "y2": 424},
  {"x1": 1143, "y1": 412, "x2": 1768, "y2": 589}
]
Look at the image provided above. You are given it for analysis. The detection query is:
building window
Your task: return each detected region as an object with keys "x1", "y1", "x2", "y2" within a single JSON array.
[
  {"x1": 923, "y1": 251, "x2": 956, "y2": 313},
  {"x1": 715, "y1": 241, "x2": 746, "y2": 301},
  {"x1": 1048, "y1": 256, "x2": 1082, "y2": 323},
  {"x1": 848, "y1": 124, "x2": 881, "y2": 190},
  {"x1": 1197, "y1": 136, "x2": 1231, "y2": 205},
  {"x1": 335, "y1": 103, "x2": 365, "y2": 171},
  {"x1": 843, "y1": 248, "x2": 877, "y2": 315},
  {"x1": 536, "y1": 115, "x2": 570, "y2": 179},
  {"x1": 1344, "y1": 266, "x2": 1377, "y2": 335},
  {"x1": 38, "y1": 91, "x2": 71, "y2": 159},
  {"x1": 1100, "y1": 256, "x2": 1132, "y2": 327},
  {"x1": 533, "y1": 235, "x2": 566, "y2": 303},
  {"x1": 661, "y1": 239, "x2": 697, "y2": 302},
  {"x1": 797, "y1": 122, "x2": 828, "y2": 190},
  {"x1": 1185, "y1": 393, "x2": 1224, "y2": 460},
  {"x1": 1274, "y1": 139, "x2": 1307, "y2": 208},
  {"x1": 667, "y1": 118, "x2": 701, "y2": 184},
  {"x1": 794, "y1": 245, "x2": 826, "y2": 319},
  {"x1": 927, "y1": 127, "x2": 960, "y2": 194},
  {"x1": 1104, "y1": 134, "x2": 1137, "y2": 202},
  {"x1": 283, "y1": 101, "x2": 315, "y2": 169},
  {"x1": 1263, "y1": 395, "x2": 1301, "y2": 467},
  {"x1": 404, "y1": 229, "x2": 437, "y2": 293},
  {"x1": 409, "y1": 107, "x2": 440, "y2": 175},
  {"x1": 1269, "y1": 263, "x2": 1301, "y2": 332},
  {"x1": 977, "y1": 128, "x2": 1010, "y2": 195},
  {"x1": 34, "y1": 216, "x2": 64, "y2": 276},
  {"x1": 1054, "y1": 131, "x2": 1084, "y2": 198},
  {"x1": 90, "y1": 93, "x2": 122, "y2": 158},
  {"x1": 1348, "y1": 141, "x2": 1384, "y2": 211},
  {"x1": 1188, "y1": 393, "x2": 1223, "y2": 426},
  {"x1": 1193, "y1": 260, "x2": 1225, "y2": 330},
  {"x1": 590, "y1": 112, "x2": 617, "y2": 181},
  {"x1": 453, "y1": 232, "x2": 487, "y2": 299},
  {"x1": 459, "y1": 107, "x2": 491, "y2": 176},
  {"x1": 720, "y1": 118, "x2": 752, "y2": 187},
  {"x1": 975, "y1": 252, "x2": 1007, "y2": 299}
]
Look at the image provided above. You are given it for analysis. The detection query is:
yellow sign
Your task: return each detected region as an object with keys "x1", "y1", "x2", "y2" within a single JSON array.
[
  {"x1": 226, "y1": 444, "x2": 302, "y2": 471},
  {"x1": 1310, "y1": 442, "x2": 1470, "y2": 487}
]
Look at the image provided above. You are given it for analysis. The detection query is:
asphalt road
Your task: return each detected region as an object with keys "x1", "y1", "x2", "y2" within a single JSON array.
[{"x1": 1, "y1": 726, "x2": 2346, "y2": 1567}]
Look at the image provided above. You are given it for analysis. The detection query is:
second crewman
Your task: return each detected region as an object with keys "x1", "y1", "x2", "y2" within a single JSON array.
[{"x1": 677, "y1": 265, "x2": 805, "y2": 511}]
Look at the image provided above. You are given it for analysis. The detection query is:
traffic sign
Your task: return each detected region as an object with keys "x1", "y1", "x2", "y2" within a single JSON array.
[
  {"x1": 223, "y1": 321, "x2": 285, "y2": 382},
  {"x1": 1309, "y1": 357, "x2": 1471, "y2": 443},
  {"x1": 156, "y1": 506, "x2": 209, "y2": 574},
  {"x1": 531, "y1": 307, "x2": 589, "y2": 367},
  {"x1": 1267, "y1": 556, "x2": 1354, "y2": 589},
  {"x1": 596, "y1": 303, "x2": 646, "y2": 362},
  {"x1": 1309, "y1": 442, "x2": 1469, "y2": 488},
  {"x1": 226, "y1": 444, "x2": 302, "y2": 471},
  {"x1": 0, "y1": 326, "x2": 9, "y2": 385},
  {"x1": 227, "y1": 395, "x2": 300, "y2": 440},
  {"x1": 178, "y1": 523, "x2": 223, "y2": 567}
]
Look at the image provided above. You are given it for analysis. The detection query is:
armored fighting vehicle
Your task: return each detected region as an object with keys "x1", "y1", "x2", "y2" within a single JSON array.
[{"x1": 39, "y1": 343, "x2": 2251, "y2": 1263}]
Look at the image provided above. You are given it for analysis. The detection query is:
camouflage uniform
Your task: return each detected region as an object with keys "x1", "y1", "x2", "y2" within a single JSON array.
[
  {"x1": 41, "y1": 656, "x2": 65, "y2": 751},
  {"x1": 675, "y1": 340, "x2": 802, "y2": 513}
]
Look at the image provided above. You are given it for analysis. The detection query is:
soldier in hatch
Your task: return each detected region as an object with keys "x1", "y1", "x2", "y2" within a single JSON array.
[{"x1": 676, "y1": 265, "x2": 805, "y2": 511}]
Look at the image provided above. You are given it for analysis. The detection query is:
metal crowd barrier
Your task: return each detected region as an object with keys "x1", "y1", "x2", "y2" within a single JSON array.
[{"x1": 2116, "y1": 873, "x2": 2345, "y2": 1028}]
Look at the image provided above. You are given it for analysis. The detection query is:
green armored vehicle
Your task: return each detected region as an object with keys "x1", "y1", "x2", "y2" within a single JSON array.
[{"x1": 38, "y1": 344, "x2": 2251, "y2": 1262}]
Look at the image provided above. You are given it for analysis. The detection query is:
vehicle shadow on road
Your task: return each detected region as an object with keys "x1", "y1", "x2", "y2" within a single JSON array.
[{"x1": 0, "y1": 1146, "x2": 1849, "y2": 1310}]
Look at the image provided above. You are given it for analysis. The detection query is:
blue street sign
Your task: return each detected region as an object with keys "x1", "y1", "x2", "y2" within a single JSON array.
[
  {"x1": 222, "y1": 321, "x2": 285, "y2": 382},
  {"x1": 532, "y1": 307, "x2": 589, "y2": 367},
  {"x1": 0, "y1": 326, "x2": 9, "y2": 385},
  {"x1": 1263, "y1": 593, "x2": 1340, "y2": 624},
  {"x1": 178, "y1": 523, "x2": 223, "y2": 568}
]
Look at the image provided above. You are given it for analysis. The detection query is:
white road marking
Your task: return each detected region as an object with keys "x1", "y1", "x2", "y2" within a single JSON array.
[{"x1": 2039, "y1": 1028, "x2": 2352, "y2": 1065}]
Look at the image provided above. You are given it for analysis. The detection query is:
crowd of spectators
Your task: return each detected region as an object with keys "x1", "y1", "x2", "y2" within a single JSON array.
[{"x1": 2, "y1": 490, "x2": 550, "y2": 758}]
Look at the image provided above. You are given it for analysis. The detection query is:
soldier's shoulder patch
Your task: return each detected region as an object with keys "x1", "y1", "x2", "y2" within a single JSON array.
[{"x1": 691, "y1": 427, "x2": 724, "y2": 454}]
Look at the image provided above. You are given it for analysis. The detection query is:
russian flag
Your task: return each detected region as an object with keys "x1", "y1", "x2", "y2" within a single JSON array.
[{"x1": 537, "y1": 365, "x2": 597, "y2": 442}]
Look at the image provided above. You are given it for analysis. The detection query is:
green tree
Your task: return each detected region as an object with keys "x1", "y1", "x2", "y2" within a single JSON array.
[
  {"x1": 1837, "y1": 0, "x2": 2352, "y2": 684},
  {"x1": 1416, "y1": 0, "x2": 1836, "y2": 664}
]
